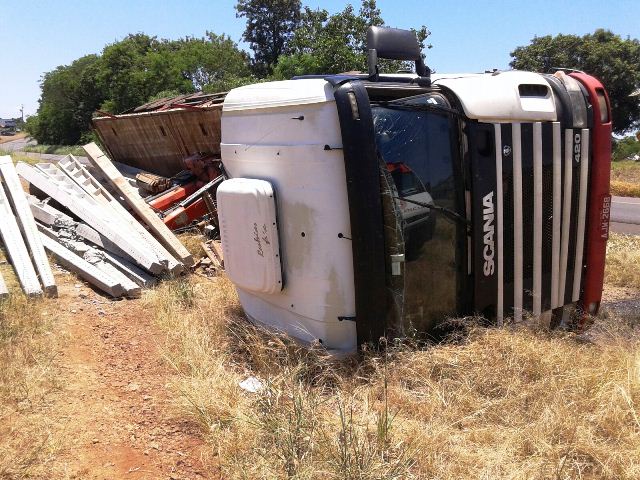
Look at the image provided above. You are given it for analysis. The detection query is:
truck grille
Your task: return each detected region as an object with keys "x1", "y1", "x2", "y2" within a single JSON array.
[{"x1": 470, "y1": 121, "x2": 590, "y2": 322}]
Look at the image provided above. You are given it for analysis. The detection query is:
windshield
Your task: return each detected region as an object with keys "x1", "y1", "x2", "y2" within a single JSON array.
[{"x1": 373, "y1": 100, "x2": 464, "y2": 336}]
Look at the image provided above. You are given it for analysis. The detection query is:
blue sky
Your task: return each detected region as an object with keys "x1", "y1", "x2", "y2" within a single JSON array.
[{"x1": 0, "y1": 0, "x2": 638, "y2": 119}]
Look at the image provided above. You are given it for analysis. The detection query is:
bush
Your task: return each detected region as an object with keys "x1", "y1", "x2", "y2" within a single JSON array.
[{"x1": 613, "y1": 135, "x2": 640, "y2": 161}]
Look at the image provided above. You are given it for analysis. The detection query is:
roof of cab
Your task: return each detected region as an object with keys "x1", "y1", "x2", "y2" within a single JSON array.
[
  {"x1": 223, "y1": 79, "x2": 335, "y2": 111},
  {"x1": 433, "y1": 71, "x2": 558, "y2": 122},
  {"x1": 223, "y1": 71, "x2": 559, "y2": 122}
]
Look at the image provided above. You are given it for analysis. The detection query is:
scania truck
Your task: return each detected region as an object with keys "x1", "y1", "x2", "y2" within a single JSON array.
[{"x1": 216, "y1": 27, "x2": 612, "y2": 353}]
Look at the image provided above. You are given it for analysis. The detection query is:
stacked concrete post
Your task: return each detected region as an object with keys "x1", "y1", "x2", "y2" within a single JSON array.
[
  {"x1": 0, "y1": 155, "x2": 56, "y2": 297},
  {"x1": 15, "y1": 149, "x2": 191, "y2": 298}
]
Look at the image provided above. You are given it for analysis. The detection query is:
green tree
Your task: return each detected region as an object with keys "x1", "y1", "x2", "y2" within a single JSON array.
[
  {"x1": 613, "y1": 135, "x2": 640, "y2": 161},
  {"x1": 98, "y1": 34, "x2": 192, "y2": 114},
  {"x1": 173, "y1": 32, "x2": 253, "y2": 93},
  {"x1": 510, "y1": 30, "x2": 640, "y2": 134},
  {"x1": 28, "y1": 54, "x2": 105, "y2": 144},
  {"x1": 29, "y1": 31, "x2": 252, "y2": 144},
  {"x1": 235, "y1": 0, "x2": 301, "y2": 76},
  {"x1": 274, "y1": 0, "x2": 429, "y2": 79}
]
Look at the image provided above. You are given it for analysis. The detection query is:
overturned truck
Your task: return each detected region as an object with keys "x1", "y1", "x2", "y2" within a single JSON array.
[{"x1": 216, "y1": 27, "x2": 612, "y2": 353}]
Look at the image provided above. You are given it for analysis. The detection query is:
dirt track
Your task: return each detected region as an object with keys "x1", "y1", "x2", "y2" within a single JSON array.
[
  {"x1": 45, "y1": 278, "x2": 216, "y2": 480},
  {"x1": 0, "y1": 132, "x2": 27, "y2": 145}
]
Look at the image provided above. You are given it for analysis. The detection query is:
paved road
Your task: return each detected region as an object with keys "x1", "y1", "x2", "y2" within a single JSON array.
[
  {"x1": 0, "y1": 136, "x2": 36, "y2": 152},
  {"x1": 611, "y1": 196, "x2": 640, "y2": 235}
]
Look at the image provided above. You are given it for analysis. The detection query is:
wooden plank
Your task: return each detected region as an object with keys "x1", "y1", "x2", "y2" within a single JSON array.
[
  {"x1": 83, "y1": 143, "x2": 194, "y2": 266},
  {"x1": 209, "y1": 240, "x2": 224, "y2": 268},
  {"x1": 201, "y1": 241, "x2": 222, "y2": 269}
]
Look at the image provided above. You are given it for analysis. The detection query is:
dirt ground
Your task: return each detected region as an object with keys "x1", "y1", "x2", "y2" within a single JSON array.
[
  {"x1": 0, "y1": 132, "x2": 26, "y2": 144},
  {"x1": 39, "y1": 273, "x2": 216, "y2": 480}
]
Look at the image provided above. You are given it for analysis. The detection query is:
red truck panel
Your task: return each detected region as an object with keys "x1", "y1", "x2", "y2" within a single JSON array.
[
  {"x1": 163, "y1": 198, "x2": 209, "y2": 230},
  {"x1": 569, "y1": 72, "x2": 612, "y2": 324},
  {"x1": 148, "y1": 181, "x2": 199, "y2": 211}
]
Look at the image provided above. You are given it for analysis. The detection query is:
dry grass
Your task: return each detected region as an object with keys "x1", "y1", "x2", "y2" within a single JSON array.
[
  {"x1": 21, "y1": 144, "x2": 85, "y2": 156},
  {"x1": 147, "y1": 273, "x2": 640, "y2": 479},
  {"x1": 0, "y1": 218, "x2": 635, "y2": 477},
  {"x1": 610, "y1": 180, "x2": 640, "y2": 198},
  {"x1": 605, "y1": 233, "x2": 640, "y2": 290},
  {"x1": 612, "y1": 160, "x2": 640, "y2": 184},
  {"x1": 0, "y1": 293, "x2": 62, "y2": 479},
  {"x1": 177, "y1": 232, "x2": 207, "y2": 259},
  {"x1": 4, "y1": 152, "x2": 42, "y2": 166},
  {"x1": 611, "y1": 161, "x2": 640, "y2": 197},
  {"x1": 0, "y1": 246, "x2": 64, "y2": 479}
]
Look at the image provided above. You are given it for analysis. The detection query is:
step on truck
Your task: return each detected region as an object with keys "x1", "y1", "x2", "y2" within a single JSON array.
[{"x1": 216, "y1": 27, "x2": 612, "y2": 353}]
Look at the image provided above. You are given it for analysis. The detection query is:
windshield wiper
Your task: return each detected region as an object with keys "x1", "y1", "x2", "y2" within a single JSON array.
[{"x1": 393, "y1": 196, "x2": 470, "y2": 227}]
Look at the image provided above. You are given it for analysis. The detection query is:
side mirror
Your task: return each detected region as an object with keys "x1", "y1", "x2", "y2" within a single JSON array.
[{"x1": 366, "y1": 26, "x2": 430, "y2": 81}]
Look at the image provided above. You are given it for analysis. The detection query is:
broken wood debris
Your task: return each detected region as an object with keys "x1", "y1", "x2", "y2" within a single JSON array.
[
  {"x1": 193, "y1": 239, "x2": 224, "y2": 279},
  {"x1": 202, "y1": 240, "x2": 224, "y2": 269},
  {"x1": 135, "y1": 171, "x2": 171, "y2": 194}
]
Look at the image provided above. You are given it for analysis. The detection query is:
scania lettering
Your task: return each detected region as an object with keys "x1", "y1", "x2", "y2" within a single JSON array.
[
  {"x1": 483, "y1": 191, "x2": 495, "y2": 277},
  {"x1": 216, "y1": 27, "x2": 613, "y2": 353}
]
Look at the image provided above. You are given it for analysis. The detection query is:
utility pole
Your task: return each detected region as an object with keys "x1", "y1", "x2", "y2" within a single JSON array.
[{"x1": 19, "y1": 104, "x2": 24, "y2": 125}]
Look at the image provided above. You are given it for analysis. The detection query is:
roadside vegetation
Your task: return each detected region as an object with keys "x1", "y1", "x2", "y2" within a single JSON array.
[
  {"x1": 0, "y1": 260, "x2": 62, "y2": 478},
  {"x1": 605, "y1": 233, "x2": 640, "y2": 289},
  {"x1": 146, "y1": 270, "x2": 640, "y2": 479},
  {"x1": 21, "y1": 144, "x2": 86, "y2": 157},
  {"x1": 611, "y1": 159, "x2": 640, "y2": 197},
  {"x1": 0, "y1": 228, "x2": 638, "y2": 478},
  {"x1": 25, "y1": 0, "x2": 639, "y2": 148},
  {"x1": 613, "y1": 135, "x2": 640, "y2": 162}
]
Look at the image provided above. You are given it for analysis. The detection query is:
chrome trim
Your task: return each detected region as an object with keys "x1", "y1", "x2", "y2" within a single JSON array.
[
  {"x1": 494, "y1": 124, "x2": 504, "y2": 324},
  {"x1": 558, "y1": 130, "x2": 573, "y2": 305},
  {"x1": 551, "y1": 123, "x2": 562, "y2": 309},
  {"x1": 512, "y1": 123, "x2": 523, "y2": 321},
  {"x1": 572, "y1": 129, "x2": 590, "y2": 302},
  {"x1": 533, "y1": 122, "x2": 542, "y2": 316}
]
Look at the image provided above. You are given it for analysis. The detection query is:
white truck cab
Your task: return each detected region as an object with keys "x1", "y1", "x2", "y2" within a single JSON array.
[{"x1": 217, "y1": 27, "x2": 613, "y2": 353}]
